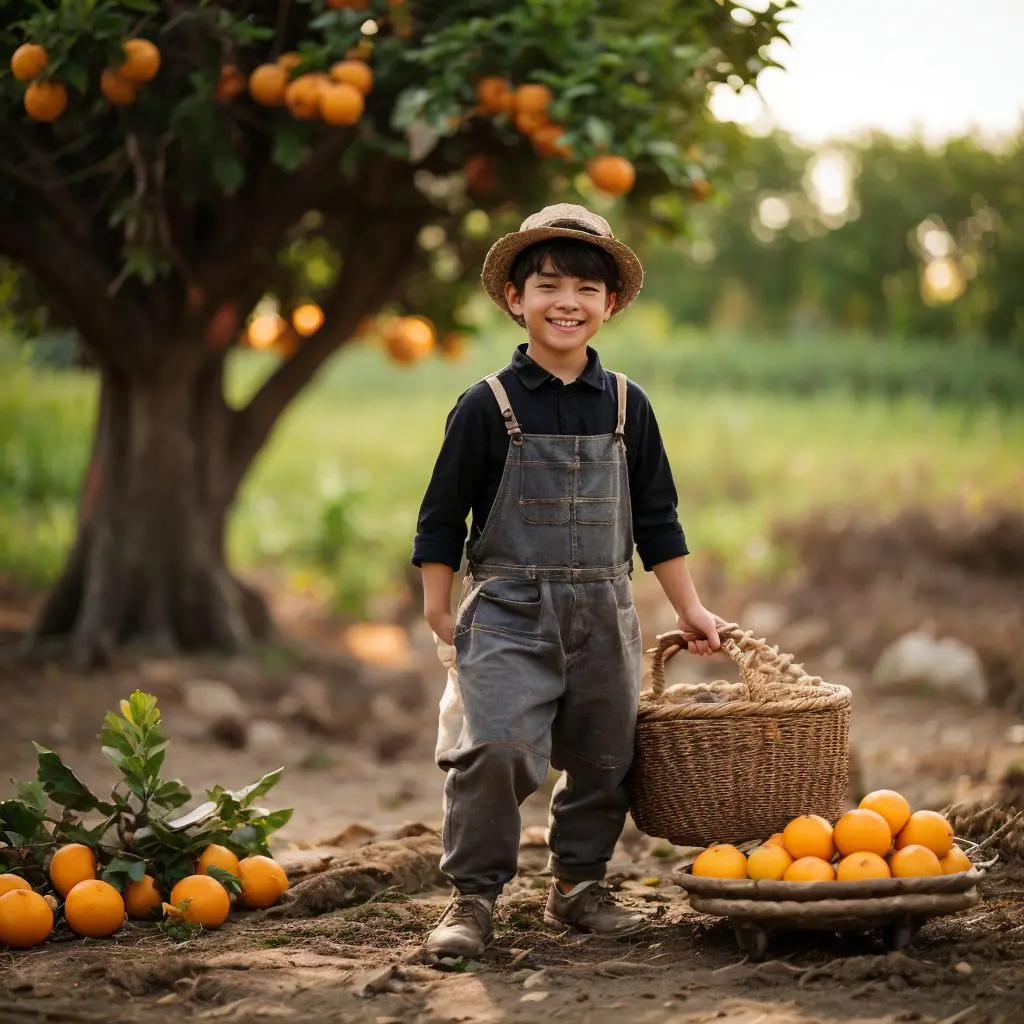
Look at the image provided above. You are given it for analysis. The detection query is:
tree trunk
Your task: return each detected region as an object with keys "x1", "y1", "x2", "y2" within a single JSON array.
[{"x1": 27, "y1": 356, "x2": 274, "y2": 667}]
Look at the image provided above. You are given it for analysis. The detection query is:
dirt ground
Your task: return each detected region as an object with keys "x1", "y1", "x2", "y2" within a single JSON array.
[{"x1": 1, "y1": 509, "x2": 1023, "y2": 1023}]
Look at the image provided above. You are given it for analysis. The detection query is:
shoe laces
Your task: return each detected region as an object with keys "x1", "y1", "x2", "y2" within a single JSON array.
[{"x1": 444, "y1": 894, "x2": 489, "y2": 926}]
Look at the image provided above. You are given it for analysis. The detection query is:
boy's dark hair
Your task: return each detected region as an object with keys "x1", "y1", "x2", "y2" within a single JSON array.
[{"x1": 508, "y1": 238, "x2": 621, "y2": 299}]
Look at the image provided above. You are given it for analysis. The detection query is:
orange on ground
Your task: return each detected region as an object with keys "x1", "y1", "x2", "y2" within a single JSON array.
[
  {"x1": 24, "y1": 81, "x2": 68, "y2": 123},
  {"x1": 320, "y1": 82, "x2": 364, "y2": 126},
  {"x1": 49, "y1": 843, "x2": 96, "y2": 898},
  {"x1": 238, "y1": 855, "x2": 290, "y2": 909},
  {"x1": 836, "y1": 851, "x2": 892, "y2": 882},
  {"x1": 101, "y1": 69, "x2": 138, "y2": 106},
  {"x1": 587, "y1": 155, "x2": 636, "y2": 197},
  {"x1": 11, "y1": 43, "x2": 48, "y2": 83},
  {"x1": 285, "y1": 74, "x2": 323, "y2": 119},
  {"x1": 216, "y1": 64, "x2": 247, "y2": 103},
  {"x1": 895, "y1": 810, "x2": 954, "y2": 857},
  {"x1": 532, "y1": 123, "x2": 572, "y2": 158},
  {"x1": 939, "y1": 846, "x2": 973, "y2": 875},
  {"x1": 782, "y1": 814, "x2": 835, "y2": 862},
  {"x1": 64, "y1": 879, "x2": 125, "y2": 938},
  {"x1": 0, "y1": 874, "x2": 31, "y2": 897},
  {"x1": 833, "y1": 808, "x2": 893, "y2": 857},
  {"x1": 116, "y1": 38, "x2": 161, "y2": 83},
  {"x1": 169, "y1": 874, "x2": 231, "y2": 927},
  {"x1": 329, "y1": 60, "x2": 373, "y2": 95},
  {"x1": 859, "y1": 789, "x2": 912, "y2": 835},
  {"x1": 476, "y1": 76, "x2": 512, "y2": 114},
  {"x1": 765, "y1": 832, "x2": 787, "y2": 848},
  {"x1": 249, "y1": 64, "x2": 289, "y2": 106},
  {"x1": 691, "y1": 844, "x2": 748, "y2": 880},
  {"x1": 124, "y1": 875, "x2": 163, "y2": 920},
  {"x1": 746, "y1": 844, "x2": 793, "y2": 881},
  {"x1": 198, "y1": 844, "x2": 241, "y2": 879},
  {"x1": 0, "y1": 889, "x2": 54, "y2": 948},
  {"x1": 514, "y1": 83, "x2": 552, "y2": 115},
  {"x1": 889, "y1": 843, "x2": 943, "y2": 878},
  {"x1": 783, "y1": 856, "x2": 835, "y2": 882}
]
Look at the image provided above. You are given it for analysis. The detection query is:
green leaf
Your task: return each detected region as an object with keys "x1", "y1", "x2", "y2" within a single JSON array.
[
  {"x1": 126, "y1": 691, "x2": 160, "y2": 732},
  {"x1": 213, "y1": 154, "x2": 246, "y2": 193},
  {"x1": 229, "y1": 824, "x2": 267, "y2": 854},
  {"x1": 231, "y1": 769, "x2": 284, "y2": 809},
  {"x1": 119, "y1": 0, "x2": 160, "y2": 10},
  {"x1": 272, "y1": 123, "x2": 308, "y2": 173},
  {"x1": 206, "y1": 865, "x2": 242, "y2": 896},
  {"x1": 153, "y1": 780, "x2": 192, "y2": 811},
  {"x1": 33, "y1": 745, "x2": 102, "y2": 812},
  {"x1": 585, "y1": 116, "x2": 613, "y2": 149},
  {"x1": 13, "y1": 779, "x2": 48, "y2": 814},
  {"x1": 101, "y1": 856, "x2": 148, "y2": 890},
  {"x1": 257, "y1": 808, "x2": 293, "y2": 834},
  {"x1": 0, "y1": 799, "x2": 45, "y2": 842}
]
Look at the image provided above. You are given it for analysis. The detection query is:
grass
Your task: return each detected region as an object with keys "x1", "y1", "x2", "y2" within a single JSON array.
[{"x1": 2, "y1": 319, "x2": 1022, "y2": 605}]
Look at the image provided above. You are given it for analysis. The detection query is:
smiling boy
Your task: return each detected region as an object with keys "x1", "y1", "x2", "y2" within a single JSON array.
[{"x1": 412, "y1": 204, "x2": 721, "y2": 958}]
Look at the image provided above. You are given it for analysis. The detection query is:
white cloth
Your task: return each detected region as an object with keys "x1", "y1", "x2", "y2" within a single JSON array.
[{"x1": 434, "y1": 632, "x2": 464, "y2": 761}]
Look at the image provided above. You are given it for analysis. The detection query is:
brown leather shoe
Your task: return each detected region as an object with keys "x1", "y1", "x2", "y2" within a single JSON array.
[
  {"x1": 424, "y1": 894, "x2": 494, "y2": 958},
  {"x1": 544, "y1": 881, "x2": 647, "y2": 936}
]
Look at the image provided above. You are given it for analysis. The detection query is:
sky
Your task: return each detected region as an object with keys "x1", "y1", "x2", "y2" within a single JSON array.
[{"x1": 711, "y1": 0, "x2": 1024, "y2": 145}]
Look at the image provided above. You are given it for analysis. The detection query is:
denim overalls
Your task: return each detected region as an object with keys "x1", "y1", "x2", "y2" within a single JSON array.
[{"x1": 436, "y1": 370, "x2": 643, "y2": 895}]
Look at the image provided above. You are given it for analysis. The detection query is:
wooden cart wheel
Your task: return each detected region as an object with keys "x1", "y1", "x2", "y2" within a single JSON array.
[
  {"x1": 881, "y1": 921, "x2": 918, "y2": 951},
  {"x1": 734, "y1": 924, "x2": 768, "y2": 961}
]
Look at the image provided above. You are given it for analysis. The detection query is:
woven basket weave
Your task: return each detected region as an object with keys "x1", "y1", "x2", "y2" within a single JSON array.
[{"x1": 628, "y1": 622, "x2": 852, "y2": 848}]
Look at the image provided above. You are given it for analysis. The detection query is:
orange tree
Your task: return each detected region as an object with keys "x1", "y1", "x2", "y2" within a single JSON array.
[{"x1": 0, "y1": 0, "x2": 791, "y2": 663}]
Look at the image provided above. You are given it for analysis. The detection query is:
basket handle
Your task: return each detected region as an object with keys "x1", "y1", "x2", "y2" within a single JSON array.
[{"x1": 647, "y1": 621, "x2": 821, "y2": 701}]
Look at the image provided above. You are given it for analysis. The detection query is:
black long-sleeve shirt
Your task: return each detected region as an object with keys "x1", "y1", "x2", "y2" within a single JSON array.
[{"x1": 411, "y1": 344, "x2": 688, "y2": 572}]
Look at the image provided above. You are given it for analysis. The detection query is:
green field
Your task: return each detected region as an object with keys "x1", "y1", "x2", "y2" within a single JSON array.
[{"x1": 2, "y1": 321, "x2": 1022, "y2": 612}]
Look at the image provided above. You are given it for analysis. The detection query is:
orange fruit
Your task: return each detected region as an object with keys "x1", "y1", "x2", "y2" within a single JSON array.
[
  {"x1": 764, "y1": 832, "x2": 787, "y2": 849},
  {"x1": 782, "y1": 814, "x2": 835, "y2": 861},
  {"x1": 514, "y1": 83, "x2": 552, "y2": 115},
  {"x1": 895, "y1": 810, "x2": 954, "y2": 857},
  {"x1": 836, "y1": 851, "x2": 891, "y2": 882},
  {"x1": 746, "y1": 844, "x2": 793, "y2": 881},
  {"x1": 328, "y1": 0, "x2": 367, "y2": 8},
  {"x1": 116, "y1": 39, "x2": 161, "y2": 84},
  {"x1": 0, "y1": 889, "x2": 54, "y2": 948},
  {"x1": 238, "y1": 855, "x2": 289, "y2": 909},
  {"x1": 0, "y1": 874, "x2": 31, "y2": 898},
  {"x1": 783, "y1": 856, "x2": 835, "y2": 882},
  {"x1": 49, "y1": 844, "x2": 96, "y2": 898},
  {"x1": 124, "y1": 875, "x2": 163, "y2": 920},
  {"x1": 277, "y1": 52, "x2": 303, "y2": 71},
  {"x1": 11, "y1": 43, "x2": 48, "y2": 83},
  {"x1": 859, "y1": 790, "x2": 912, "y2": 836},
  {"x1": 532, "y1": 123, "x2": 572, "y2": 158},
  {"x1": 198, "y1": 844, "x2": 241, "y2": 879},
  {"x1": 587, "y1": 155, "x2": 636, "y2": 197},
  {"x1": 249, "y1": 64, "x2": 289, "y2": 106},
  {"x1": 833, "y1": 808, "x2": 893, "y2": 857},
  {"x1": 383, "y1": 316, "x2": 435, "y2": 365},
  {"x1": 514, "y1": 109, "x2": 548, "y2": 135},
  {"x1": 284, "y1": 73, "x2": 323, "y2": 119},
  {"x1": 216, "y1": 64, "x2": 247, "y2": 103},
  {"x1": 939, "y1": 846, "x2": 973, "y2": 875},
  {"x1": 168, "y1": 874, "x2": 231, "y2": 927},
  {"x1": 64, "y1": 879, "x2": 126, "y2": 938},
  {"x1": 329, "y1": 60, "x2": 373, "y2": 95},
  {"x1": 889, "y1": 843, "x2": 943, "y2": 878},
  {"x1": 101, "y1": 68, "x2": 138, "y2": 106},
  {"x1": 690, "y1": 844, "x2": 748, "y2": 880},
  {"x1": 476, "y1": 76, "x2": 512, "y2": 114},
  {"x1": 320, "y1": 82, "x2": 364, "y2": 126},
  {"x1": 24, "y1": 81, "x2": 68, "y2": 122}
]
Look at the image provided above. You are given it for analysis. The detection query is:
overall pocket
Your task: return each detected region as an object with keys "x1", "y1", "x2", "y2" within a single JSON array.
[
  {"x1": 519, "y1": 461, "x2": 571, "y2": 525},
  {"x1": 575, "y1": 459, "x2": 619, "y2": 526},
  {"x1": 468, "y1": 578, "x2": 544, "y2": 638}
]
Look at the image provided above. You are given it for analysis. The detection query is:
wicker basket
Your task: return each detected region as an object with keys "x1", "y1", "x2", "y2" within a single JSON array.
[{"x1": 628, "y1": 622, "x2": 853, "y2": 848}]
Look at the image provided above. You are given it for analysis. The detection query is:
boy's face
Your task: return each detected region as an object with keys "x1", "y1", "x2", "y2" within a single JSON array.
[{"x1": 504, "y1": 257, "x2": 617, "y2": 356}]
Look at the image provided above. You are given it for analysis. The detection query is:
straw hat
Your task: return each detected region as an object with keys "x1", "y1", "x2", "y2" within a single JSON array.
[{"x1": 480, "y1": 203, "x2": 644, "y2": 317}]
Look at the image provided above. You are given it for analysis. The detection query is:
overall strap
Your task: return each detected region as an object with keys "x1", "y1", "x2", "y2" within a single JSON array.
[
  {"x1": 484, "y1": 374, "x2": 523, "y2": 444},
  {"x1": 614, "y1": 372, "x2": 628, "y2": 442}
]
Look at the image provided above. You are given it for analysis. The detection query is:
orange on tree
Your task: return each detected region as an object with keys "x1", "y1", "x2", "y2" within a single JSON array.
[
  {"x1": 64, "y1": 879, "x2": 126, "y2": 938},
  {"x1": 783, "y1": 856, "x2": 835, "y2": 882},
  {"x1": 115, "y1": 38, "x2": 161, "y2": 84},
  {"x1": 0, "y1": 889, "x2": 54, "y2": 948},
  {"x1": 320, "y1": 82, "x2": 365, "y2": 126},
  {"x1": 101, "y1": 69, "x2": 138, "y2": 107},
  {"x1": 782, "y1": 814, "x2": 835, "y2": 861},
  {"x1": 746, "y1": 844, "x2": 793, "y2": 881},
  {"x1": 0, "y1": 874, "x2": 31, "y2": 897},
  {"x1": 198, "y1": 843, "x2": 241, "y2": 878},
  {"x1": 124, "y1": 875, "x2": 163, "y2": 920},
  {"x1": 49, "y1": 843, "x2": 96, "y2": 898},
  {"x1": 514, "y1": 109, "x2": 548, "y2": 136},
  {"x1": 836, "y1": 851, "x2": 891, "y2": 882},
  {"x1": 514, "y1": 83, "x2": 552, "y2": 116},
  {"x1": 833, "y1": 808, "x2": 893, "y2": 857},
  {"x1": 475, "y1": 75, "x2": 512, "y2": 114},
  {"x1": 249, "y1": 64, "x2": 289, "y2": 106},
  {"x1": 895, "y1": 810, "x2": 954, "y2": 857},
  {"x1": 216, "y1": 64, "x2": 247, "y2": 103},
  {"x1": 11, "y1": 43, "x2": 48, "y2": 83},
  {"x1": 691, "y1": 843, "x2": 748, "y2": 880},
  {"x1": 285, "y1": 74, "x2": 324, "y2": 119},
  {"x1": 24, "y1": 81, "x2": 68, "y2": 123},
  {"x1": 587, "y1": 155, "x2": 636, "y2": 196},
  {"x1": 889, "y1": 843, "x2": 943, "y2": 878},
  {"x1": 238, "y1": 855, "x2": 289, "y2": 909},
  {"x1": 939, "y1": 846, "x2": 972, "y2": 874},
  {"x1": 329, "y1": 60, "x2": 373, "y2": 95},
  {"x1": 383, "y1": 315, "x2": 435, "y2": 365},
  {"x1": 277, "y1": 52, "x2": 304, "y2": 71},
  {"x1": 532, "y1": 123, "x2": 572, "y2": 159},
  {"x1": 859, "y1": 789, "x2": 912, "y2": 836},
  {"x1": 168, "y1": 873, "x2": 231, "y2": 927}
]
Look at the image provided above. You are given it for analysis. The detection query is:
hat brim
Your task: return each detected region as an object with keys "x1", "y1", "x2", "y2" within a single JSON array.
[{"x1": 480, "y1": 226, "x2": 644, "y2": 318}]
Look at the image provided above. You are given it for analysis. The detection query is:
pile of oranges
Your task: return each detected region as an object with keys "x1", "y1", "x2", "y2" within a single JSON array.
[
  {"x1": 0, "y1": 842, "x2": 288, "y2": 951},
  {"x1": 692, "y1": 789, "x2": 972, "y2": 883}
]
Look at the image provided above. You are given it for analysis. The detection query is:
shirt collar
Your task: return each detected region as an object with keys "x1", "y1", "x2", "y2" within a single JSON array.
[{"x1": 511, "y1": 343, "x2": 606, "y2": 391}]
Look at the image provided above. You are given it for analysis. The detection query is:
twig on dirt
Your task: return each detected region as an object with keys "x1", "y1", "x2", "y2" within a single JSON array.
[
  {"x1": 977, "y1": 810, "x2": 1024, "y2": 852},
  {"x1": 934, "y1": 1006, "x2": 978, "y2": 1024}
]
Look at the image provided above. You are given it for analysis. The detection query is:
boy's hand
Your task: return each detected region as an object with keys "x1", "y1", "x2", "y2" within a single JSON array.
[
  {"x1": 427, "y1": 610, "x2": 455, "y2": 647},
  {"x1": 675, "y1": 605, "x2": 722, "y2": 657}
]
